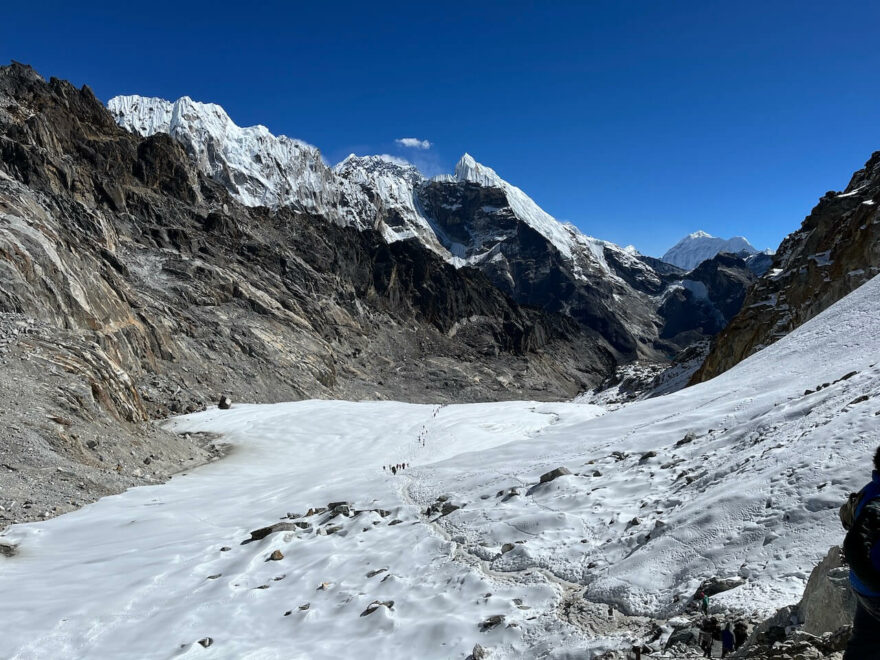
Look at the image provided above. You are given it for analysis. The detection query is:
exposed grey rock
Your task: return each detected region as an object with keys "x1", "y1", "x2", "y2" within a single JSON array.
[
  {"x1": 539, "y1": 467, "x2": 572, "y2": 483},
  {"x1": 218, "y1": 395, "x2": 232, "y2": 410},
  {"x1": 248, "y1": 522, "x2": 298, "y2": 542},
  {"x1": 440, "y1": 502, "x2": 461, "y2": 516},
  {"x1": 360, "y1": 600, "x2": 394, "y2": 617},
  {"x1": 694, "y1": 575, "x2": 745, "y2": 598},
  {"x1": 479, "y1": 614, "x2": 505, "y2": 631},
  {"x1": 798, "y1": 546, "x2": 856, "y2": 636},
  {"x1": 197, "y1": 638, "x2": 213, "y2": 648}
]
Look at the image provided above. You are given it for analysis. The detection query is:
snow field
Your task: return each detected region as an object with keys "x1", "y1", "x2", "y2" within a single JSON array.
[{"x1": 1, "y1": 275, "x2": 880, "y2": 658}]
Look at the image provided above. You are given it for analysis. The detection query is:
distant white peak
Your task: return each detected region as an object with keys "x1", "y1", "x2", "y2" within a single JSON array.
[{"x1": 661, "y1": 231, "x2": 758, "y2": 271}]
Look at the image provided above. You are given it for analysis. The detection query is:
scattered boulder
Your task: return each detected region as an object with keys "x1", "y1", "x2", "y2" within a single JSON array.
[
  {"x1": 501, "y1": 543, "x2": 516, "y2": 554},
  {"x1": 268, "y1": 550, "x2": 283, "y2": 561},
  {"x1": 0, "y1": 543, "x2": 17, "y2": 558},
  {"x1": 639, "y1": 451, "x2": 658, "y2": 464},
  {"x1": 479, "y1": 614, "x2": 505, "y2": 631},
  {"x1": 248, "y1": 522, "x2": 298, "y2": 541},
  {"x1": 675, "y1": 432, "x2": 696, "y2": 447},
  {"x1": 197, "y1": 638, "x2": 213, "y2": 648},
  {"x1": 366, "y1": 568, "x2": 388, "y2": 578},
  {"x1": 693, "y1": 575, "x2": 745, "y2": 599},
  {"x1": 470, "y1": 643, "x2": 488, "y2": 660},
  {"x1": 360, "y1": 600, "x2": 394, "y2": 617},
  {"x1": 299, "y1": 602, "x2": 310, "y2": 610},
  {"x1": 664, "y1": 624, "x2": 700, "y2": 650},
  {"x1": 440, "y1": 502, "x2": 461, "y2": 516},
  {"x1": 218, "y1": 395, "x2": 232, "y2": 410},
  {"x1": 539, "y1": 467, "x2": 571, "y2": 483}
]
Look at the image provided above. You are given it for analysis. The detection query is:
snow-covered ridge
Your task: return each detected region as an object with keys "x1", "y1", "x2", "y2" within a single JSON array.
[
  {"x1": 108, "y1": 94, "x2": 374, "y2": 228},
  {"x1": 334, "y1": 155, "x2": 447, "y2": 252},
  {"x1": 108, "y1": 94, "x2": 642, "y2": 280},
  {"x1": 448, "y1": 153, "x2": 578, "y2": 260},
  {"x1": 107, "y1": 93, "x2": 763, "y2": 299},
  {"x1": 661, "y1": 231, "x2": 761, "y2": 271}
]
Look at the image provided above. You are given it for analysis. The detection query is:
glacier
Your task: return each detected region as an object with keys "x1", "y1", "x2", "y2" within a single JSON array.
[{"x1": 2, "y1": 265, "x2": 878, "y2": 657}]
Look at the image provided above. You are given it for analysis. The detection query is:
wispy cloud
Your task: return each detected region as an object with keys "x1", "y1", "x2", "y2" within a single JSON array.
[{"x1": 395, "y1": 137, "x2": 432, "y2": 150}]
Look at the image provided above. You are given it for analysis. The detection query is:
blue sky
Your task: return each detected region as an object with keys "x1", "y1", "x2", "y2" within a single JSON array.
[{"x1": 3, "y1": 1, "x2": 879, "y2": 256}]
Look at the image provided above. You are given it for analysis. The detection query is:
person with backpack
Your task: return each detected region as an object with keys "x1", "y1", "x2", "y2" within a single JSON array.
[{"x1": 841, "y1": 446, "x2": 880, "y2": 659}]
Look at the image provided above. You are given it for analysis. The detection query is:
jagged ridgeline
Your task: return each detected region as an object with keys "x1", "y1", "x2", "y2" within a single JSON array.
[{"x1": 105, "y1": 89, "x2": 765, "y2": 364}]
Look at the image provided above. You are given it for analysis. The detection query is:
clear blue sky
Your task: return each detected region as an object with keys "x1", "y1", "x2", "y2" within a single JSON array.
[{"x1": 3, "y1": 1, "x2": 879, "y2": 256}]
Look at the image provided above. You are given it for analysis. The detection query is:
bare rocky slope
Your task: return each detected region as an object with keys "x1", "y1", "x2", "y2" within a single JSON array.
[
  {"x1": 0, "y1": 63, "x2": 612, "y2": 524},
  {"x1": 694, "y1": 151, "x2": 880, "y2": 382}
]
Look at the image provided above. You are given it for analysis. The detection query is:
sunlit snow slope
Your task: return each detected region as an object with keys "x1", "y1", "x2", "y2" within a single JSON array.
[{"x1": 2, "y1": 276, "x2": 880, "y2": 658}]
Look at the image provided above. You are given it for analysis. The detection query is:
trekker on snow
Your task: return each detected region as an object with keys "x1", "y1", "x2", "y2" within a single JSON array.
[
  {"x1": 721, "y1": 623, "x2": 734, "y2": 657},
  {"x1": 841, "y1": 445, "x2": 880, "y2": 659}
]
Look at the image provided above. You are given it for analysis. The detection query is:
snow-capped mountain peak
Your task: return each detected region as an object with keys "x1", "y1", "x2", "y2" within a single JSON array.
[
  {"x1": 661, "y1": 230, "x2": 759, "y2": 271},
  {"x1": 437, "y1": 153, "x2": 578, "y2": 260},
  {"x1": 108, "y1": 94, "x2": 373, "y2": 227}
]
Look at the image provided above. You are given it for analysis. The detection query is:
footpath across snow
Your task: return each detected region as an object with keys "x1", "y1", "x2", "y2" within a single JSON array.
[{"x1": 2, "y1": 276, "x2": 880, "y2": 658}]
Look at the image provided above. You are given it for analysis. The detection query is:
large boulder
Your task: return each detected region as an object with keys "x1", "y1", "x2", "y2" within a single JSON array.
[{"x1": 798, "y1": 545, "x2": 857, "y2": 635}]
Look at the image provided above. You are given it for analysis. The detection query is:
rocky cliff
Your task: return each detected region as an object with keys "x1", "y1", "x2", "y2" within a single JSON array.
[
  {"x1": 694, "y1": 152, "x2": 880, "y2": 382},
  {"x1": 109, "y1": 96, "x2": 741, "y2": 363}
]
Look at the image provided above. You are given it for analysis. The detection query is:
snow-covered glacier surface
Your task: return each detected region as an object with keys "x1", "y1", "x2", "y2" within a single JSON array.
[{"x1": 3, "y1": 275, "x2": 879, "y2": 658}]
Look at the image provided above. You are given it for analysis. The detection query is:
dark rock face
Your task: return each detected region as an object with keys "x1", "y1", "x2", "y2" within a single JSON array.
[
  {"x1": 418, "y1": 181, "x2": 670, "y2": 360},
  {"x1": 657, "y1": 252, "x2": 758, "y2": 346},
  {"x1": 694, "y1": 152, "x2": 880, "y2": 383}
]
